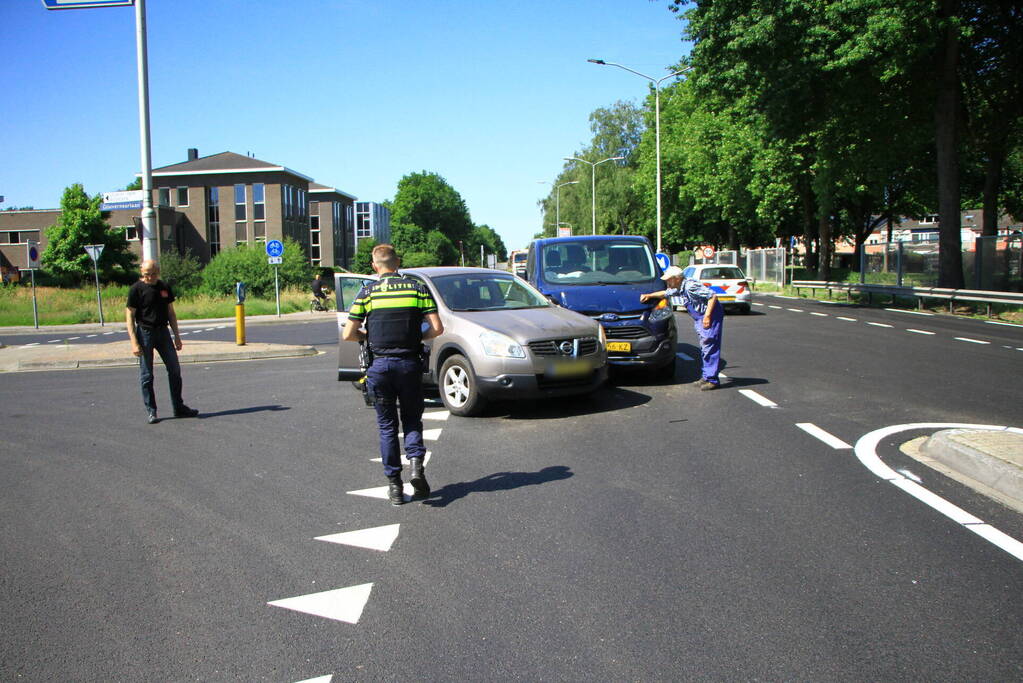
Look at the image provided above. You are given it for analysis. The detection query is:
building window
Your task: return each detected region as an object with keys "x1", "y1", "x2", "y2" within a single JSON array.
[
  {"x1": 254, "y1": 221, "x2": 265, "y2": 240},
  {"x1": 253, "y1": 183, "x2": 265, "y2": 220},
  {"x1": 207, "y1": 186, "x2": 221, "y2": 257},
  {"x1": 177, "y1": 187, "x2": 188, "y2": 207},
  {"x1": 0, "y1": 231, "x2": 19, "y2": 244},
  {"x1": 122, "y1": 225, "x2": 138, "y2": 241},
  {"x1": 921, "y1": 214, "x2": 939, "y2": 225},
  {"x1": 235, "y1": 184, "x2": 247, "y2": 221},
  {"x1": 236, "y1": 221, "x2": 247, "y2": 245},
  {"x1": 159, "y1": 188, "x2": 170, "y2": 206}
]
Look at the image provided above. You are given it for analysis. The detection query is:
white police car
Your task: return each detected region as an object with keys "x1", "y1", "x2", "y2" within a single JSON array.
[{"x1": 681, "y1": 264, "x2": 753, "y2": 314}]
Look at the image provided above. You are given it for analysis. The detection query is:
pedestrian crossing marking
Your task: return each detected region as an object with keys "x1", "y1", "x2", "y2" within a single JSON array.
[
  {"x1": 423, "y1": 410, "x2": 450, "y2": 421},
  {"x1": 315, "y1": 524, "x2": 400, "y2": 552},
  {"x1": 268, "y1": 583, "x2": 373, "y2": 624}
]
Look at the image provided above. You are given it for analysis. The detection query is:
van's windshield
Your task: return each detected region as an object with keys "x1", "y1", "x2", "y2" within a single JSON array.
[{"x1": 541, "y1": 241, "x2": 657, "y2": 285}]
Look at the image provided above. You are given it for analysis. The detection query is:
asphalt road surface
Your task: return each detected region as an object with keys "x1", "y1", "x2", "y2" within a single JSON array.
[{"x1": 2, "y1": 296, "x2": 1022, "y2": 681}]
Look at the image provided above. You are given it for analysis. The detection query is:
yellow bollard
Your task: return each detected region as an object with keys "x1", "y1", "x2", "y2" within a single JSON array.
[{"x1": 235, "y1": 303, "x2": 246, "y2": 345}]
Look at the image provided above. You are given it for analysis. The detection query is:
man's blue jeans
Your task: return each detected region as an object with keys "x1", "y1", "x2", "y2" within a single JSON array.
[
  {"x1": 366, "y1": 356, "x2": 426, "y2": 478},
  {"x1": 137, "y1": 325, "x2": 184, "y2": 414}
]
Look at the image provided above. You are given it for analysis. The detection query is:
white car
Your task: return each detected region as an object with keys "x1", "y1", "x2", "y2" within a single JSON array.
[{"x1": 681, "y1": 264, "x2": 753, "y2": 314}]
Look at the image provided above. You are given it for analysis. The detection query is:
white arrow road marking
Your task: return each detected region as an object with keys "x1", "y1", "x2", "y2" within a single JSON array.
[
  {"x1": 268, "y1": 584, "x2": 373, "y2": 624},
  {"x1": 316, "y1": 524, "x2": 400, "y2": 552},
  {"x1": 371, "y1": 451, "x2": 432, "y2": 466},
  {"x1": 423, "y1": 410, "x2": 450, "y2": 421},
  {"x1": 294, "y1": 676, "x2": 332, "y2": 683},
  {"x1": 854, "y1": 423, "x2": 1023, "y2": 563},
  {"x1": 398, "y1": 428, "x2": 442, "y2": 441},
  {"x1": 955, "y1": 337, "x2": 990, "y2": 345},
  {"x1": 795, "y1": 423, "x2": 852, "y2": 449},
  {"x1": 739, "y1": 389, "x2": 778, "y2": 408},
  {"x1": 347, "y1": 483, "x2": 417, "y2": 501}
]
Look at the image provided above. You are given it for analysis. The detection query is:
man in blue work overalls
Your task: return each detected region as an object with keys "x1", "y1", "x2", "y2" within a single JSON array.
[
  {"x1": 641, "y1": 265, "x2": 724, "y2": 389},
  {"x1": 342, "y1": 244, "x2": 444, "y2": 505}
]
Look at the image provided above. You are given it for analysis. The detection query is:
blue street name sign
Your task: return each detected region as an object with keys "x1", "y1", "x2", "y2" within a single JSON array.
[
  {"x1": 42, "y1": 0, "x2": 134, "y2": 9},
  {"x1": 655, "y1": 252, "x2": 671, "y2": 271},
  {"x1": 266, "y1": 240, "x2": 284, "y2": 258}
]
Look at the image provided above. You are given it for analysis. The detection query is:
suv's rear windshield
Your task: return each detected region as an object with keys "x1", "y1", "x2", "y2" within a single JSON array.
[
  {"x1": 541, "y1": 240, "x2": 657, "y2": 285},
  {"x1": 700, "y1": 266, "x2": 745, "y2": 280},
  {"x1": 512, "y1": 252, "x2": 527, "y2": 263}
]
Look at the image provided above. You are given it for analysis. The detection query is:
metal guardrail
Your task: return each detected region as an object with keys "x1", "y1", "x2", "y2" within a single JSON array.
[{"x1": 791, "y1": 280, "x2": 1023, "y2": 316}]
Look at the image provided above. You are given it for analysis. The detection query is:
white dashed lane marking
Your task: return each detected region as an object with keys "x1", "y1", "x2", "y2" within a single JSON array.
[
  {"x1": 837, "y1": 316, "x2": 857, "y2": 322},
  {"x1": 955, "y1": 337, "x2": 991, "y2": 345},
  {"x1": 795, "y1": 423, "x2": 852, "y2": 449},
  {"x1": 809, "y1": 312, "x2": 828, "y2": 317},
  {"x1": 867, "y1": 322, "x2": 893, "y2": 328},
  {"x1": 885, "y1": 308, "x2": 934, "y2": 316},
  {"x1": 907, "y1": 329, "x2": 935, "y2": 335},
  {"x1": 739, "y1": 389, "x2": 778, "y2": 408}
]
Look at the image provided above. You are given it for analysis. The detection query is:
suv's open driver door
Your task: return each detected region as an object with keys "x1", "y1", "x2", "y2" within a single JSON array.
[{"x1": 335, "y1": 273, "x2": 375, "y2": 381}]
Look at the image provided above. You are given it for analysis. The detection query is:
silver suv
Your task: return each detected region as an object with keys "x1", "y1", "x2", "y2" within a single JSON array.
[{"x1": 336, "y1": 267, "x2": 608, "y2": 416}]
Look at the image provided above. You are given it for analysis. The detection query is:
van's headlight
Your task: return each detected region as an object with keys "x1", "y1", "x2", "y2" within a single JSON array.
[
  {"x1": 480, "y1": 330, "x2": 525, "y2": 358},
  {"x1": 648, "y1": 298, "x2": 673, "y2": 322}
]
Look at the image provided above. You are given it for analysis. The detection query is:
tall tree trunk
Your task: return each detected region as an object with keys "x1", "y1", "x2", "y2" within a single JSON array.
[
  {"x1": 981, "y1": 145, "x2": 1005, "y2": 237},
  {"x1": 935, "y1": 0, "x2": 965, "y2": 288},
  {"x1": 817, "y1": 211, "x2": 832, "y2": 281}
]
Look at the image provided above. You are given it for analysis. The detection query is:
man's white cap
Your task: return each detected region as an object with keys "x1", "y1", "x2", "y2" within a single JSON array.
[{"x1": 660, "y1": 265, "x2": 684, "y2": 280}]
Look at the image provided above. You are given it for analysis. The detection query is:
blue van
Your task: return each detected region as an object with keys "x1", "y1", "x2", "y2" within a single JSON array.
[{"x1": 526, "y1": 235, "x2": 677, "y2": 375}]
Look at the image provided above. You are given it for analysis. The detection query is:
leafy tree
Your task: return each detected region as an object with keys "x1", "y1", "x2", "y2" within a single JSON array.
[
  {"x1": 159, "y1": 248, "x2": 202, "y2": 294},
  {"x1": 391, "y1": 171, "x2": 474, "y2": 249},
  {"x1": 352, "y1": 238, "x2": 377, "y2": 273},
  {"x1": 42, "y1": 183, "x2": 136, "y2": 285},
  {"x1": 200, "y1": 238, "x2": 312, "y2": 298},
  {"x1": 124, "y1": 178, "x2": 143, "y2": 191}
]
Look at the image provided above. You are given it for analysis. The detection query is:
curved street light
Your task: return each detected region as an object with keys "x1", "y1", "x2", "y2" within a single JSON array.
[
  {"x1": 538, "y1": 180, "x2": 579, "y2": 235},
  {"x1": 565, "y1": 155, "x2": 625, "y2": 235},
  {"x1": 588, "y1": 59, "x2": 693, "y2": 253}
]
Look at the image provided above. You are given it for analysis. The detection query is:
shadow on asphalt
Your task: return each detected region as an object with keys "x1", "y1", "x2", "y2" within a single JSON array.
[
  {"x1": 422, "y1": 465, "x2": 573, "y2": 508},
  {"x1": 198, "y1": 404, "x2": 291, "y2": 418},
  {"x1": 491, "y1": 385, "x2": 652, "y2": 420}
]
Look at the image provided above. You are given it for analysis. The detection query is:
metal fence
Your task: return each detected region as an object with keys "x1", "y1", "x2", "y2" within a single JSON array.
[
  {"x1": 744, "y1": 247, "x2": 786, "y2": 286},
  {"x1": 861, "y1": 236, "x2": 1022, "y2": 291}
]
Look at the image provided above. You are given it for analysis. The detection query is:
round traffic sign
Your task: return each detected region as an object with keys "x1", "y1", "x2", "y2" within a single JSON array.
[
  {"x1": 655, "y1": 252, "x2": 671, "y2": 271},
  {"x1": 265, "y1": 240, "x2": 284, "y2": 258},
  {"x1": 701, "y1": 246, "x2": 715, "y2": 259}
]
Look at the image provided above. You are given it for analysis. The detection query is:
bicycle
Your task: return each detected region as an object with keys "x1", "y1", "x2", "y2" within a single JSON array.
[{"x1": 310, "y1": 292, "x2": 334, "y2": 313}]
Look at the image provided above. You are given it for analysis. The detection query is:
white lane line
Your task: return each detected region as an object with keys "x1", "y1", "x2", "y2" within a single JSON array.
[
  {"x1": 268, "y1": 584, "x2": 373, "y2": 624},
  {"x1": 21, "y1": 342, "x2": 40, "y2": 348},
  {"x1": 179, "y1": 331, "x2": 190, "y2": 335},
  {"x1": 47, "y1": 339, "x2": 61, "y2": 343},
  {"x1": 315, "y1": 524, "x2": 400, "y2": 552},
  {"x1": 739, "y1": 389, "x2": 778, "y2": 408},
  {"x1": 955, "y1": 337, "x2": 990, "y2": 345},
  {"x1": 752, "y1": 302, "x2": 765, "y2": 306},
  {"x1": 795, "y1": 423, "x2": 852, "y2": 449},
  {"x1": 216, "y1": 325, "x2": 227, "y2": 329},
  {"x1": 103, "y1": 331, "x2": 115, "y2": 335},
  {"x1": 397, "y1": 428, "x2": 441, "y2": 441},
  {"x1": 907, "y1": 329, "x2": 935, "y2": 335},
  {"x1": 867, "y1": 322, "x2": 893, "y2": 328},
  {"x1": 423, "y1": 411, "x2": 450, "y2": 421},
  {"x1": 774, "y1": 295, "x2": 799, "y2": 299},
  {"x1": 787, "y1": 308, "x2": 804, "y2": 313},
  {"x1": 810, "y1": 312, "x2": 828, "y2": 317},
  {"x1": 86, "y1": 334, "x2": 97, "y2": 338},
  {"x1": 837, "y1": 316, "x2": 857, "y2": 322},
  {"x1": 985, "y1": 320, "x2": 1023, "y2": 328},
  {"x1": 897, "y1": 469, "x2": 923, "y2": 483},
  {"x1": 676, "y1": 351, "x2": 695, "y2": 361},
  {"x1": 768, "y1": 305, "x2": 783, "y2": 309},
  {"x1": 854, "y1": 423, "x2": 1023, "y2": 563},
  {"x1": 66, "y1": 336, "x2": 80, "y2": 341},
  {"x1": 885, "y1": 308, "x2": 934, "y2": 316},
  {"x1": 204, "y1": 327, "x2": 215, "y2": 332}
]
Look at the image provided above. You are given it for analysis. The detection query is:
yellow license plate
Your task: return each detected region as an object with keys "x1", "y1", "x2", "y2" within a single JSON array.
[
  {"x1": 606, "y1": 341, "x2": 632, "y2": 352},
  {"x1": 717, "y1": 296, "x2": 735, "y2": 302},
  {"x1": 545, "y1": 359, "x2": 591, "y2": 378}
]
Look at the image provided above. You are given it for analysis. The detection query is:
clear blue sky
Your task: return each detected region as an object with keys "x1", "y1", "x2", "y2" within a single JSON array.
[{"x1": 1, "y1": 0, "x2": 690, "y2": 252}]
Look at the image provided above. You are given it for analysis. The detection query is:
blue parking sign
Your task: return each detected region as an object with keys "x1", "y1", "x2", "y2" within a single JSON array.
[{"x1": 266, "y1": 240, "x2": 284, "y2": 258}]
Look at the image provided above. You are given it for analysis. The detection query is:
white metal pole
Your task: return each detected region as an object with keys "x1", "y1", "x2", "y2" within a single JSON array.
[
  {"x1": 654, "y1": 85, "x2": 663, "y2": 253},
  {"x1": 31, "y1": 269, "x2": 39, "y2": 329},
  {"x1": 93, "y1": 257, "x2": 105, "y2": 326},
  {"x1": 275, "y1": 265, "x2": 281, "y2": 317},
  {"x1": 135, "y1": 0, "x2": 157, "y2": 263}
]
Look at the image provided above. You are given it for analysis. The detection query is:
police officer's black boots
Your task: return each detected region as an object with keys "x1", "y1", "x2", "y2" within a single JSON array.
[
  {"x1": 387, "y1": 475, "x2": 405, "y2": 506},
  {"x1": 409, "y1": 457, "x2": 430, "y2": 500}
]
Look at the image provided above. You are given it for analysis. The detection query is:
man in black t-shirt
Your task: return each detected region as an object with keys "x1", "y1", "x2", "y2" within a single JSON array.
[{"x1": 126, "y1": 260, "x2": 198, "y2": 424}]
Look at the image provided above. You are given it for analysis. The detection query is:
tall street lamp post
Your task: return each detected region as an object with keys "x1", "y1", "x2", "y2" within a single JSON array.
[
  {"x1": 564, "y1": 156, "x2": 625, "y2": 235},
  {"x1": 588, "y1": 59, "x2": 693, "y2": 253},
  {"x1": 538, "y1": 180, "x2": 579, "y2": 235}
]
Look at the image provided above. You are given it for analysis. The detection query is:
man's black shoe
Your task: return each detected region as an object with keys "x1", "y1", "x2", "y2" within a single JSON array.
[
  {"x1": 387, "y1": 478, "x2": 405, "y2": 506},
  {"x1": 174, "y1": 405, "x2": 199, "y2": 418},
  {"x1": 409, "y1": 458, "x2": 430, "y2": 500},
  {"x1": 147, "y1": 411, "x2": 159, "y2": 424}
]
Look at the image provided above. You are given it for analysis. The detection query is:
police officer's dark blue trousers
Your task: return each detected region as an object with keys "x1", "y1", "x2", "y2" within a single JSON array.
[
  {"x1": 366, "y1": 356, "x2": 427, "y2": 478},
  {"x1": 137, "y1": 325, "x2": 184, "y2": 414},
  {"x1": 687, "y1": 306, "x2": 724, "y2": 384}
]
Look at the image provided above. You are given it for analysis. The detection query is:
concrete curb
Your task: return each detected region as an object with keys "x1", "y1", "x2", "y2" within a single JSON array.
[
  {"x1": 921, "y1": 428, "x2": 1023, "y2": 507},
  {"x1": 0, "y1": 310, "x2": 337, "y2": 335},
  {"x1": 2, "y1": 343, "x2": 319, "y2": 373}
]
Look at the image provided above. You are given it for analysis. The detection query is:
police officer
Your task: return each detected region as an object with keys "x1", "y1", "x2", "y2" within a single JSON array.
[
  {"x1": 641, "y1": 266, "x2": 724, "y2": 389},
  {"x1": 342, "y1": 244, "x2": 444, "y2": 505}
]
